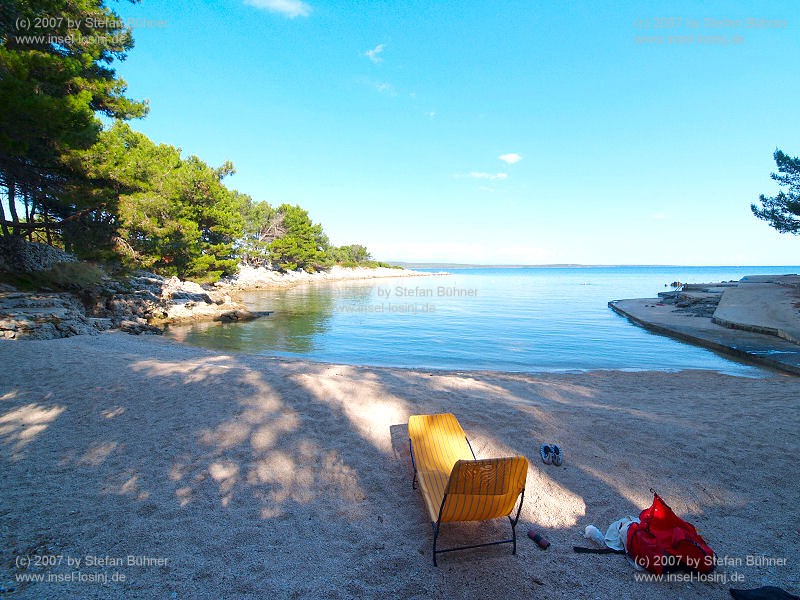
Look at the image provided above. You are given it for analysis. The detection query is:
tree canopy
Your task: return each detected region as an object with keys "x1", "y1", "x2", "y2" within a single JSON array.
[
  {"x1": 0, "y1": 1, "x2": 385, "y2": 281},
  {"x1": 752, "y1": 149, "x2": 800, "y2": 234},
  {"x1": 79, "y1": 123, "x2": 245, "y2": 280},
  {"x1": 0, "y1": 0, "x2": 147, "y2": 240},
  {"x1": 330, "y1": 244, "x2": 372, "y2": 266},
  {"x1": 261, "y1": 204, "x2": 330, "y2": 273}
]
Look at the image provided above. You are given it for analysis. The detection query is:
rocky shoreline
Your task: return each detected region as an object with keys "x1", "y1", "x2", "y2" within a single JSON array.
[
  {"x1": 0, "y1": 272, "x2": 268, "y2": 340},
  {"x1": 609, "y1": 275, "x2": 800, "y2": 375},
  {"x1": 1, "y1": 246, "x2": 433, "y2": 340},
  {"x1": 219, "y1": 264, "x2": 439, "y2": 290}
]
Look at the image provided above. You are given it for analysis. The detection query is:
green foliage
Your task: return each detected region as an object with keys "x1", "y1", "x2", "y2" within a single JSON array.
[
  {"x1": 325, "y1": 243, "x2": 393, "y2": 268},
  {"x1": 0, "y1": 0, "x2": 148, "y2": 240},
  {"x1": 331, "y1": 244, "x2": 371, "y2": 264},
  {"x1": 3, "y1": 261, "x2": 106, "y2": 292},
  {"x1": 752, "y1": 150, "x2": 800, "y2": 234},
  {"x1": 0, "y1": 2, "x2": 382, "y2": 283},
  {"x1": 267, "y1": 204, "x2": 330, "y2": 272},
  {"x1": 238, "y1": 201, "x2": 386, "y2": 274},
  {"x1": 83, "y1": 122, "x2": 243, "y2": 279},
  {"x1": 44, "y1": 261, "x2": 106, "y2": 291},
  {"x1": 237, "y1": 196, "x2": 275, "y2": 266}
]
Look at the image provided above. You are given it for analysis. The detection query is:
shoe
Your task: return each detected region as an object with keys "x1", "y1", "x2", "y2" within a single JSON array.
[
  {"x1": 551, "y1": 444, "x2": 563, "y2": 466},
  {"x1": 540, "y1": 444, "x2": 552, "y2": 465}
]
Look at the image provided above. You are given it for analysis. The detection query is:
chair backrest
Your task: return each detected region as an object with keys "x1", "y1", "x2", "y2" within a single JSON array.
[
  {"x1": 440, "y1": 456, "x2": 528, "y2": 523},
  {"x1": 408, "y1": 413, "x2": 474, "y2": 474}
]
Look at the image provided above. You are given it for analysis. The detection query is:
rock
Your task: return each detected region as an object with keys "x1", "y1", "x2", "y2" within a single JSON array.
[
  {"x1": 88, "y1": 317, "x2": 115, "y2": 331},
  {"x1": 205, "y1": 290, "x2": 230, "y2": 305},
  {"x1": 169, "y1": 290, "x2": 214, "y2": 304},
  {"x1": 658, "y1": 287, "x2": 726, "y2": 316},
  {"x1": 220, "y1": 264, "x2": 428, "y2": 291},
  {"x1": 216, "y1": 311, "x2": 238, "y2": 322},
  {"x1": 119, "y1": 319, "x2": 162, "y2": 335},
  {"x1": 148, "y1": 274, "x2": 266, "y2": 325},
  {"x1": 0, "y1": 237, "x2": 76, "y2": 273},
  {"x1": 1, "y1": 264, "x2": 270, "y2": 339},
  {"x1": 0, "y1": 292, "x2": 96, "y2": 340},
  {"x1": 129, "y1": 273, "x2": 164, "y2": 291},
  {"x1": 214, "y1": 309, "x2": 270, "y2": 323},
  {"x1": 162, "y1": 276, "x2": 207, "y2": 298},
  {"x1": 0, "y1": 271, "x2": 168, "y2": 339},
  {"x1": 163, "y1": 298, "x2": 234, "y2": 323}
]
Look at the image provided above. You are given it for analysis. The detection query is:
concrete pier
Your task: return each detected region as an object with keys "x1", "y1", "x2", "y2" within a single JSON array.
[{"x1": 610, "y1": 275, "x2": 800, "y2": 375}]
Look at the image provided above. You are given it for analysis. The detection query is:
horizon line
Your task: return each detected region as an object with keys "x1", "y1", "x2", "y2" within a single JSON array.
[{"x1": 386, "y1": 262, "x2": 800, "y2": 269}]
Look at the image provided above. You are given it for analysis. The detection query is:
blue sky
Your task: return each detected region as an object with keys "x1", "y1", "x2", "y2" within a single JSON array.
[{"x1": 112, "y1": 0, "x2": 799, "y2": 265}]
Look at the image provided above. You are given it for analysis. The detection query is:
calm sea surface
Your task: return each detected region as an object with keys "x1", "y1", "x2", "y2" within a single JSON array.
[{"x1": 165, "y1": 266, "x2": 800, "y2": 375}]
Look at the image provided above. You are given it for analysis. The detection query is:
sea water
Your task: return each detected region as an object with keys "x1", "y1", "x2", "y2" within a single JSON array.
[{"x1": 165, "y1": 266, "x2": 799, "y2": 375}]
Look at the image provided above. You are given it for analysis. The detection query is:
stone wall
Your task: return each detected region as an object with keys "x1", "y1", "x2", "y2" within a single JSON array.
[{"x1": 0, "y1": 237, "x2": 76, "y2": 273}]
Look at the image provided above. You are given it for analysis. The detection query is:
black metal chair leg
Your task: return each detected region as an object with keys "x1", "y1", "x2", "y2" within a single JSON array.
[
  {"x1": 432, "y1": 524, "x2": 439, "y2": 566},
  {"x1": 409, "y1": 439, "x2": 418, "y2": 489},
  {"x1": 510, "y1": 516, "x2": 517, "y2": 555}
]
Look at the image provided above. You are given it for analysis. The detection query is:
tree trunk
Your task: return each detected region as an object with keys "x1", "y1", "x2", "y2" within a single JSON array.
[
  {"x1": 24, "y1": 190, "x2": 33, "y2": 241},
  {"x1": 0, "y1": 191, "x2": 9, "y2": 237},
  {"x1": 7, "y1": 178, "x2": 20, "y2": 236},
  {"x1": 43, "y1": 203, "x2": 53, "y2": 246}
]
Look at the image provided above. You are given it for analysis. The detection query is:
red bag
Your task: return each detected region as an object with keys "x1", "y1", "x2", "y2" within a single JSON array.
[{"x1": 626, "y1": 492, "x2": 714, "y2": 575}]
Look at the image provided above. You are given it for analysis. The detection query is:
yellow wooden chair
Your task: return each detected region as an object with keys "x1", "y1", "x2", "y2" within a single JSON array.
[{"x1": 408, "y1": 413, "x2": 528, "y2": 565}]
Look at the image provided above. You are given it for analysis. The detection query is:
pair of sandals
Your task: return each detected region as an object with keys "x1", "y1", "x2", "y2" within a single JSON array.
[{"x1": 540, "y1": 443, "x2": 563, "y2": 466}]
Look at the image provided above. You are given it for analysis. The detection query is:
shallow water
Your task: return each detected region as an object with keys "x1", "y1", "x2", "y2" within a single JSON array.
[{"x1": 165, "y1": 266, "x2": 799, "y2": 375}]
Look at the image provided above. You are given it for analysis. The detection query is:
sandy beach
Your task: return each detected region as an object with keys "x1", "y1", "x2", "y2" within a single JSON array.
[{"x1": 1, "y1": 333, "x2": 798, "y2": 599}]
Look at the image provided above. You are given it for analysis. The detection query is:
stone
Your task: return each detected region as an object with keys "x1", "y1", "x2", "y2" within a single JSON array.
[
  {"x1": 88, "y1": 318, "x2": 114, "y2": 331},
  {"x1": 169, "y1": 290, "x2": 213, "y2": 304},
  {"x1": 119, "y1": 319, "x2": 163, "y2": 335},
  {"x1": 0, "y1": 237, "x2": 76, "y2": 273},
  {"x1": 0, "y1": 292, "x2": 97, "y2": 340},
  {"x1": 1, "y1": 259, "x2": 281, "y2": 339}
]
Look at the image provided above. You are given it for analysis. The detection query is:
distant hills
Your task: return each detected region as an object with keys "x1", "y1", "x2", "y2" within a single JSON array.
[
  {"x1": 387, "y1": 262, "x2": 795, "y2": 269},
  {"x1": 389, "y1": 262, "x2": 672, "y2": 269}
]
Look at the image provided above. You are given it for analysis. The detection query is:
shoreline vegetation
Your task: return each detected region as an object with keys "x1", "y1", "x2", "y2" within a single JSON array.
[
  {"x1": 220, "y1": 264, "x2": 441, "y2": 291},
  {"x1": 0, "y1": 241, "x2": 435, "y2": 339}
]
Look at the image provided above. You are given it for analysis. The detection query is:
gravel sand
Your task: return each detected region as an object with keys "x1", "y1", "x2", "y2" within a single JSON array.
[{"x1": 1, "y1": 333, "x2": 798, "y2": 599}]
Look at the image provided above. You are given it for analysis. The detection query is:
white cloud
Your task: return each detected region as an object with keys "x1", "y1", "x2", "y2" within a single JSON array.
[
  {"x1": 375, "y1": 82, "x2": 396, "y2": 95},
  {"x1": 455, "y1": 172, "x2": 508, "y2": 180},
  {"x1": 245, "y1": 0, "x2": 311, "y2": 18},
  {"x1": 364, "y1": 43, "x2": 385, "y2": 63},
  {"x1": 498, "y1": 153, "x2": 522, "y2": 164},
  {"x1": 425, "y1": 111, "x2": 437, "y2": 119}
]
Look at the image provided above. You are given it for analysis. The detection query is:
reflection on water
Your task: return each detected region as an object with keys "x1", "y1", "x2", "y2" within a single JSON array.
[
  {"x1": 163, "y1": 267, "x2": 796, "y2": 374},
  {"x1": 168, "y1": 284, "x2": 340, "y2": 353}
]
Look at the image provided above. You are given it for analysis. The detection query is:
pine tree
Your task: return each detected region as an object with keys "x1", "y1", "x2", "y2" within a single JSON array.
[
  {"x1": 267, "y1": 205, "x2": 330, "y2": 272},
  {"x1": 752, "y1": 150, "x2": 800, "y2": 234},
  {"x1": 0, "y1": 0, "x2": 147, "y2": 241}
]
